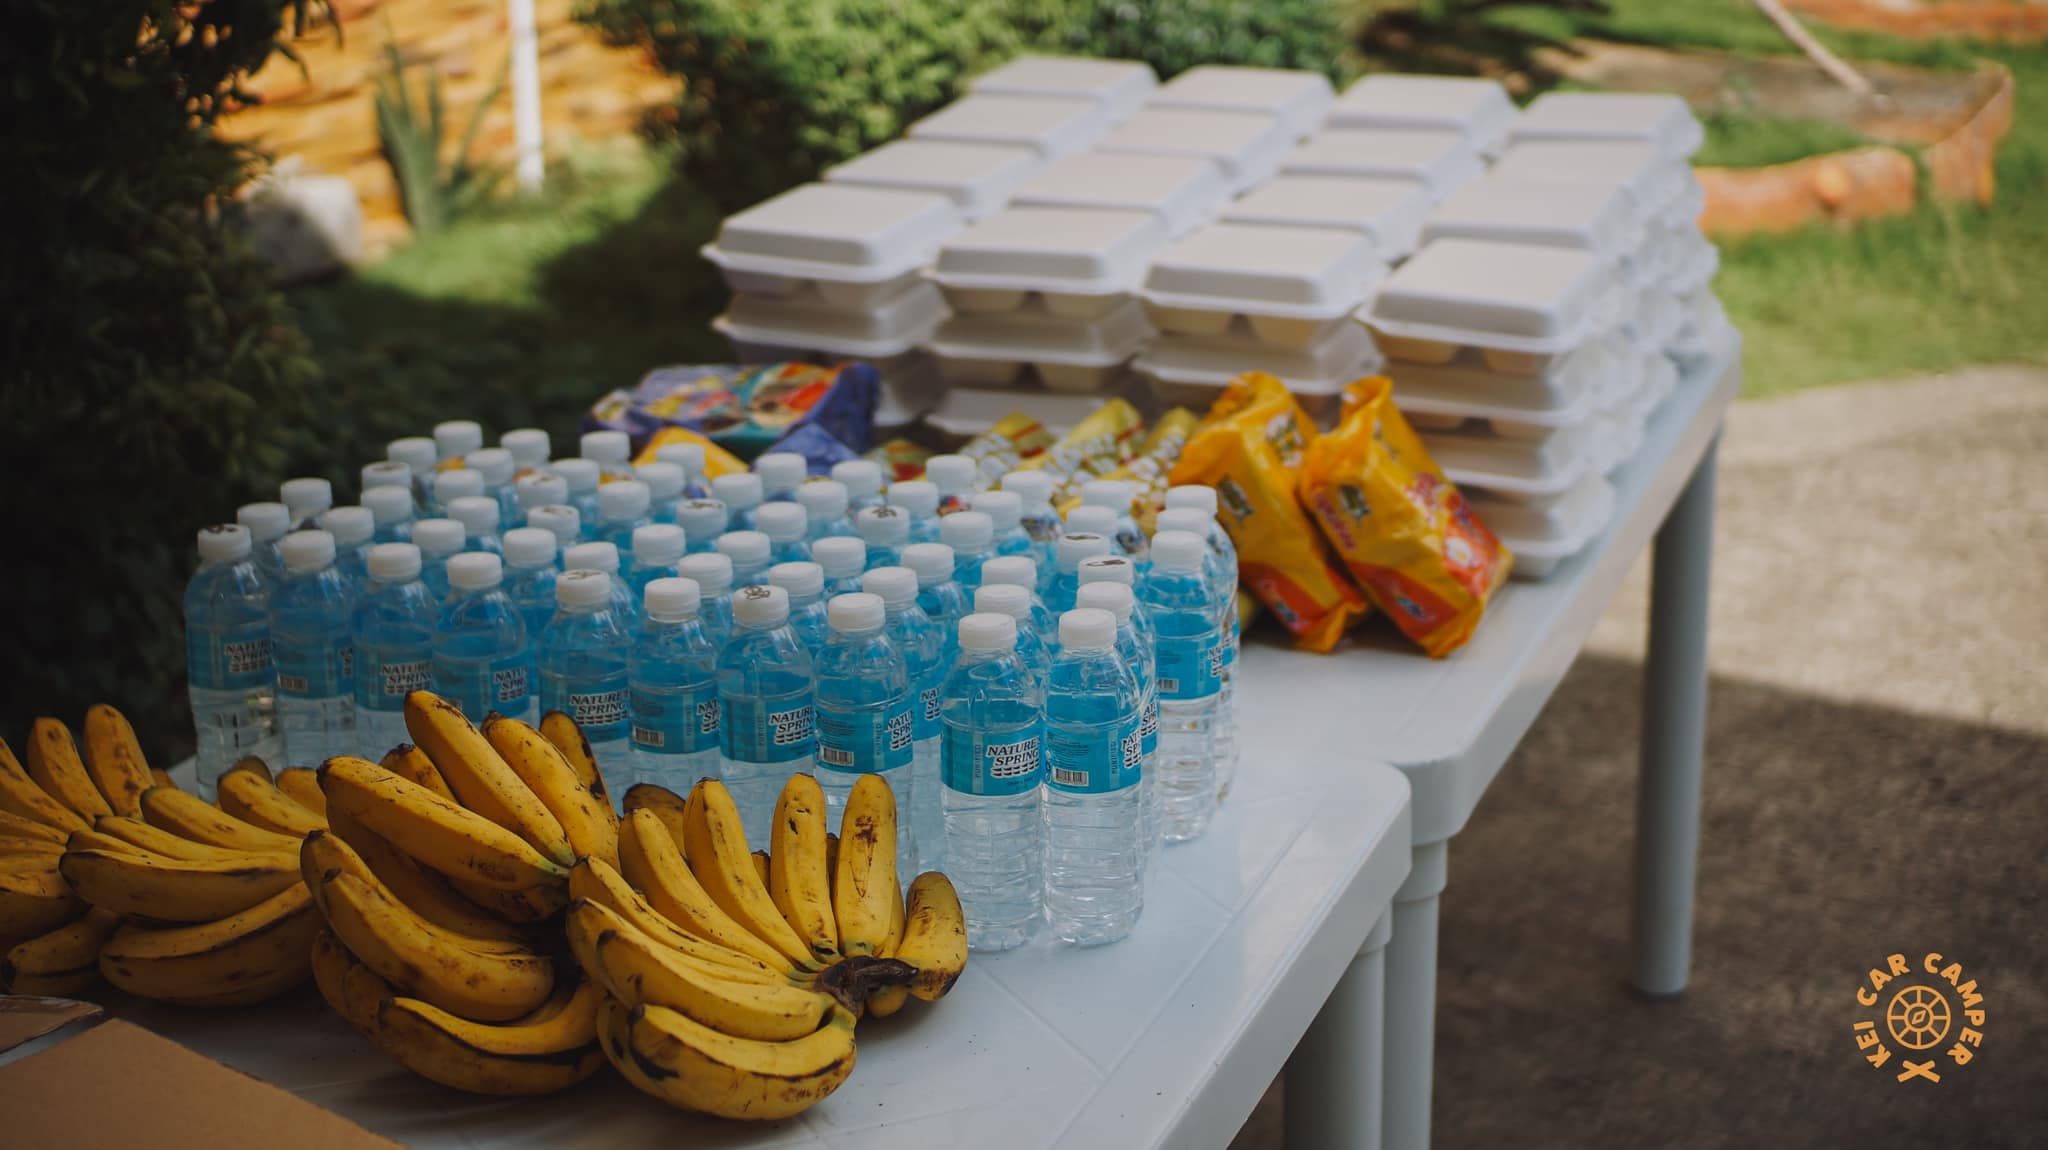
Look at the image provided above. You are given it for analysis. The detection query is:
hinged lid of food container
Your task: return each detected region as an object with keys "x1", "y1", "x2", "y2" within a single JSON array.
[
  {"x1": 1422, "y1": 177, "x2": 1641, "y2": 261},
  {"x1": 906, "y1": 95, "x2": 1111, "y2": 159},
  {"x1": 1146, "y1": 65, "x2": 1335, "y2": 137},
  {"x1": 1366, "y1": 238, "x2": 1611, "y2": 353},
  {"x1": 930, "y1": 207, "x2": 1169, "y2": 294},
  {"x1": 1326, "y1": 74, "x2": 1518, "y2": 152},
  {"x1": 1508, "y1": 91, "x2": 1703, "y2": 159},
  {"x1": 824, "y1": 141, "x2": 1044, "y2": 221},
  {"x1": 1010, "y1": 151, "x2": 1230, "y2": 238},
  {"x1": 1280, "y1": 129, "x2": 1484, "y2": 200},
  {"x1": 1142, "y1": 223, "x2": 1384, "y2": 321},
  {"x1": 1096, "y1": 108, "x2": 1295, "y2": 192},
  {"x1": 701, "y1": 184, "x2": 963, "y2": 283},
  {"x1": 968, "y1": 56, "x2": 1158, "y2": 121}
]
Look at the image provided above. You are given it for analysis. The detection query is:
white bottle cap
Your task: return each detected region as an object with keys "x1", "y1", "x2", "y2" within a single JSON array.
[
  {"x1": 1075, "y1": 580, "x2": 1135, "y2": 624},
  {"x1": 1154, "y1": 508, "x2": 1211, "y2": 539},
  {"x1": 501, "y1": 428, "x2": 552, "y2": 468},
  {"x1": 677, "y1": 552, "x2": 734, "y2": 596},
  {"x1": 580, "y1": 430, "x2": 630, "y2": 466},
  {"x1": 733, "y1": 583, "x2": 789, "y2": 627},
  {"x1": 887, "y1": 479, "x2": 939, "y2": 516},
  {"x1": 716, "y1": 530, "x2": 770, "y2": 570},
  {"x1": 281, "y1": 529, "x2": 336, "y2": 573},
  {"x1": 755, "y1": 501, "x2": 807, "y2": 544},
  {"x1": 412, "y1": 518, "x2": 466, "y2": 557},
  {"x1": 447, "y1": 550, "x2": 503, "y2": 590},
  {"x1": 925, "y1": 454, "x2": 975, "y2": 494},
  {"x1": 556, "y1": 568, "x2": 612, "y2": 609},
  {"x1": 855, "y1": 505, "x2": 910, "y2": 546},
  {"x1": 320, "y1": 505, "x2": 374, "y2": 546},
  {"x1": 940, "y1": 510, "x2": 993, "y2": 552},
  {"x1": 981, "y1": 554, "x2": 1037, "y2": 590},
  {"x1": 525, "y1": 505, "x2": 580, "y2": 549},
  {"x1": 831, "y1": 459, "x2": 883, "y2": 501},
  {"x1": 387, "y1": 436, "x2": 437, "y2": 476},
  {"x1": 1002, "y1": 469, "x2": 1054, "y2": 505},
  {"x1": 280, "y1": 477, "x2": 333, "y2": 517},
  {"x1": 768, "y1": 561, "x2": 824, "y2": 599},
  {"x1": 1151, "y1": 529, "x2": 1207, "y2": 574},
  {"x1": 795, "y1": 479, "x2": 849, "y2": 522},
  {"x1": 564, "y1": 541, "x2": 621, "y2": 575},
  {"x1": 711, "y1": 472, "x2": 763, "y2": 511},
  {"x1": 754, "y1": 452, "x2": 808, "y2": 494},
  {"x1": 363, "y1": 485, "x2": 414, "y2": 526},
  {"x1": 434, "y1": 468, "x2": 485, "y2": 505},
  {"x1": 361, "y1": 460, "x2": 412, "y2": 490},
  {"x1": 974, "y1": 582, "x2": 1030, "y2": 620},
  {"x1": 811, "y1": 535, "x2": 866, "y2": 580},
  {"x1": 1056, "y1": 532, "x2": 1112, "y2": 573},
  {"x1": 827, "y1": 591, "x2": 885, "y2": 633},
  {"x1": 1165, "y1": 484, "x2": 1219, "y2": 516},
  {"x1": 903, "y1": 542, "x2": 955, "y2": 586},
  {"x1": 467, "y1": 447, "x2": 515, "y2": 487},
  {"x1": 552, "y1": 457, "x2": 600, "y2": 494},
  {"x1": 237, "y1": 501, "x2": 290, "y2": 542},
  {"x1": 1059, "y1": 607, "x2": 1116, "y2": 651},
  {"x1": 656, "y1": 442, "x2": 706, "y2": 477},
  {"x1": 501, "y1": 526, "x2": 557, "y2": 568},
  {"x1": 635, "y1": 461, "x2": 685, "y2": 500},
  {"x1": 1065, "y1": 505, "x2": 1117, "y2": 536},
  {"x1": 1081, "y1": 479, "x2": 1132, "y2": 511},
  {"x1": 434, "y1": 420, "x2": 484, "y2": 460},
  {"x1": 196, "y1": 524, "x2": 252, "y2": 563},
  {"x1": 677, "y1": 499, "x2": 728, "y2": 539},
  {"x1": 971, "y1": 490, "x2": 1022, "y2": 531},
  {"x1": 368, "y1": 542, "x2": 423, "y2": 581},
  {"x1": 959, "y1": 611, "x2": 1018, "y2": 652},
  {"x1": 633, "y1": 523, "x2": 686, "y2": 567},
  {"x1": 861, "y1": 565, "x2": 918, "y2": 607},
  {"x1": 644, "y1": 576, "x2": 701, "y2": 622},
  {"x1": 1077, "y1": 554, "x2": 1136, "y2": 586},
  {"x1": 516, "y1": 471, "x2": 569, "y2": 511},
  {"x1": 446, "y1": 497, "x2": 499, "y2": 539},
  {"x1": 599, "y1": 479, "x2": 651, "y2": 521}
]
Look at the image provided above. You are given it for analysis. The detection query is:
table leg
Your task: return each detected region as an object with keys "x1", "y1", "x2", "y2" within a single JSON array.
[
  {"x1": 1383, "y1": 839, "x2": 1446, "y2": 1150},
  {"x1": 1633, "y1": 435, "x2": 1718, "y2": 997},
  {"x1": 1285, "y1": 911, "x2": 1392, "y2": 1150}
]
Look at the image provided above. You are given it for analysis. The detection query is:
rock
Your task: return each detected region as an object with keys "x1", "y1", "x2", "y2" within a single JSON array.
[{"x1": 237, "y1": 168, "x2": 364, "y2": 283}]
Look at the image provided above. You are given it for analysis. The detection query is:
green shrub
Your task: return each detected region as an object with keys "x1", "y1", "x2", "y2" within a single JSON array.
[
  {"x1": 0, "y1": 0, "x2": 326, "y2": 760},
  {"x1": 1030, "y1": 0, "x2": 1353, "y2": 82}
]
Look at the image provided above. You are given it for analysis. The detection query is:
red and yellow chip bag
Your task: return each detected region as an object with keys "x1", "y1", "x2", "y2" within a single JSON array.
[
  {"x1": 1299, "y1": 376, "x2": 1512, "y2": 658},
  {"x1": 1171, "y1": 374, "x2": 1369, "y2": 653}
]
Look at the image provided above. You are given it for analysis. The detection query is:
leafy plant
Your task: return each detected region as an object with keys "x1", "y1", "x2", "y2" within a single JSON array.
[
  {"x1": 1355, "y1": 0, "x2": 1614, "y2": 87},
  {"x1": 373, "y1": 31, "x2": 509, "y2": 236},
  {"x1": 1030, "y1": 0, "x2": 1353, "y2": 82}
]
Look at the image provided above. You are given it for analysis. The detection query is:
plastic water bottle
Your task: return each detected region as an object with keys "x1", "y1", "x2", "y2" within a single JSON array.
[
  {"x1": 717, "y1": 584, "x2": 816, "y2": 845},
  {"x1": 904, "y1": 543, "x2": 968, "y2": 663},
  {"x1": 677, "y1": 499, "x2": 727, "y2": 554},
  {"x1": 467, "y1": 447, "x2": 519, "y2": 527},
  {"x1": 320, "y1": 506, "x2": 375, "y2": 587},
  {"x1": 972, "y1": 490, "x2": 1032, "y2": 559},
  {"x1": 636, "y1": 461, "x2": 686, "y2": 525},
  {"x1": 854, "y1": 505, "x2": 908, "y2": 569},
  {"x1": 629, "y1": 577, "x2": 723, "y2": 790},
  {"x1": 524, "y1": 504, "x2": 581, "y2": 559},
  {"x1": 973, "y1": 583, "x2": 1051, "y2": 683},
  {"x1": 629, "y1": 523, "x2": 685, "y2": 608},
  {"x1": 597, "y1": 479, "x2": 652, "y2": 556},
  {"x1": 433, "y1": 468, "x2": 485, "y2": 520},
  {"x1": 754, "y1": 452, "x2": 808, "y2": 504},
  {"x1": 501, "y1": 527, "x2": 559, "y2": 636},
  {"x1": 940, "y1": 611, "x2": 1044, "y2": 951},
  {"x1": 888, "y1": 480, "x2": 941, "y2": 543},
  {"x1": 676, "y1": 553, "x2": 737, "y2": 652},
  {"x1": 238, "y1": 501, "x2": 290, "y2": 579},
  {"x1": 501, "y1": 428, "x2": 552, "y2": 476},
  {"x1": 563, "y1": 541, "x2": 637, "y2": 623},
  {"x1": 812, "y1": 535, "x2": 868, "y2": 599},
  {"x1": 581, "y1": 429, "x2": 634, "y2": 481},
  {"x1": 1049, "y1": 532, "x2": 1112, "y2": 615},
  {"x1": 411, "y1": 518, "x2": 465, "y2": 601},
  {"x1": 552, "y1": 459, "x2": 602, "y2": 534},
  {"x1": 1003, "y1": 470, "x2": 1062, "y2": 591},
  {"x1": 1043, "y1": 607, "x2": 1145, "y2": 945},
  {"x1": 433, "y1": 551, "x2": 536, "y2": 724},
  {"x1": 980, "y1": 555, "x2": 1056, "y2": 652},
  {"x1": 184, "y1": 524, "x2": 279, "y2": 787},
  {"x1": 812, "y1": 592, "x2": 916, "y2": 876},
  {"x1": 832, "y1": 459, "x2": 885, "y2": 512},
  {"x1": 271, "y1": 530, "x2": 356, "y2": 769},
  {"x1": 386, "y1": 436, "x2": 438, "y2": 510},
  {"x1": 280, "y1": 476, "x2": 333, "y2": 531},
  {"x1": 1076, "y1": 580, "x2": 1158, "y2": 869},
  {"x1": 351, "y1": 542, "x2": 437, "y2": 759},
  {"x1": 656, "y1": 442, "x2": 711, "y2": 500},
  {"x1": 797, "y1": 480, "x2": 856, "y2": 541},
  {"x1": 515, "y1": 472, "x2": 568, "y2": 521},
  {"x1": 360, "y1": 459, "x2": 412, "y2": 497},
  {"x1": 435, "y1": 419, "x2": 484, "y2": 462},
  {"x1": 538, "y1": 570, "x2": 634, "y2": 779},
  {"x1": 1138, "y1": 531, "x2": 1220, "y2": 843},
  {"x1": 712, "y1": 472, "x2": 764, "y2": 532},
  {"x1": 448, "y1": 496, "x2": 503, "y2": 555},
  {"x1": 717, "y1": 530, "x2": 772, "y2": 590},
  {"x1": 756, "y1": 502, "x2": 811, "y2": 565},
  {"x1": 363, "y1": 485, "x2": 414, "y2": 544},
  {"x1": 862, "y1": 566, "x2": 943, "y2": 874},
  {"x1": 924, "y1": 453, "x2": 978, "y2": 514},
  {"x1": 768, "y1": 562, "x2": 829, "y2": 656},
  {"x1": 1065, "y1": 505, "x2": 1123, "y2": 556},
  {"x1": 1081, "y1": 479, "x2": 1148, "y2": 562},
  {"x1": 1163, "y1": 491, "x2": 1240, "y2": 800},
  {"x1": 940, "y1": 511, "x2": 995, "y2": 594}
]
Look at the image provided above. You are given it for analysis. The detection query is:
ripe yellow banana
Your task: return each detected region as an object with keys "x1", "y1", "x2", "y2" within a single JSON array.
[
  {"x1": 25, "y1": 718, "x2": 112, "y2": 820},
  {"x1": 601, "y1": 994, "x2": 860, "y2": 1120},
  {"x1": 584, "y1": 912, "x2": 832, "y2": 1041},
  {"x1": 138, "y1": 786, "x2": 299, "y2": 853},
  {"x1": 683, "y1": 781, "x2": 817, "y2": 968},
  {"x1": 299, "y1": 830, "x2": 530, "y2": 956},
  {"x1": 1, "y1": 907, "x2": 119, "y2": 994},
  {"x1": 621, "y1": 783, "x2": 692, "y2": 850},
  {"x1": 0, "y1": 861, "x2": 80, "y2": 935},
  {"x1": 311, "y1": 927, "x2": 377, "y2": 1035},
  {"x1": 0, "y1": 835, "x2": 66, "y2": 860},
  {"x1": 63, "y1": 828, "x2": 155, "y2": 859},
  {"x1": 223, "y1": 754, "x2": 273, "y2": 783},
  {"x1": 59, "y1": 847, "x2": 299, "y2": 923},
  {"x1": 445, "y1": 874, "x2": 571, "y2": 924},
  {"x1": 540, "y1": 710, "x2": 612, "y2": 808},
  {"x1": 94, "y1": 815, "x2": 283, "y2": 865},
  {"x1": 0, "y1": 737, "x2": 89, "y2": 834},
  {"x1": 483, "y1": 716, "x2": 619, "y2": 868},
  {"x1": 98, "y1": 883, "x2": 317, "y2": 1007},
  {"x1": 567, "y1": 861, "x2": 784, "y2": 983},
  {"x1": 769, "y1": 775, "x2": 839, "y2": 965},
  {"x1": 380, "y1": 743, "x2": 458, "y2": 803},
  {"x1": 317, "y1": 871, "x2": 556, "y2": 1023},
  {"x1": 273, "y1": 767, "x2": 328, "y2": 819},
  {"x1": 0, "y1": 808, "x2": 69, "y2": 846},
  {"x1": 833, "y1": 774, "x2": 898, "y2": 958},
  {"x1": 751, "y1": 850, "x2": 771, "y2": 889},
  {"x1": 317, "y1": 756, "x2": 567, "y2": 892},
  {"x1": 895, "y1": 872, "x2": 967, "y2": 1003},
  {"x1": 404, "y1": 691, "x2": 574, "y2": 867},
  {"x1": 376, "y1": 980, "x2": 605, "y2": 1096},
  {"x1": 866, "y1": 876, "x2": 910, "y2": 1018},
  {"x1": 617, "y1": 809, "x2": 792, "y2": 972},
  {"x1": 323, "y1": 811, "x2": 531, "y2": 944},
  {"x1": 81, "y1": 705, "x2": 152, "y2": 817},
  {"x1": 217, "y1": 768, "x2": 326, "y2": 837}
]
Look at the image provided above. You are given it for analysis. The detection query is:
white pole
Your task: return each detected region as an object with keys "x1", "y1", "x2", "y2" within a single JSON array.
[{"x1": 509, "y1": 0, "x2": 544, "y2": 191}]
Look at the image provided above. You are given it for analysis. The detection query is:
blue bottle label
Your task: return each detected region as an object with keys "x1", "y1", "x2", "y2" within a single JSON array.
[
  {"x1": 441, "y1": 655, "x2": 533, "y2": 720},
  {"x1": 563, "y1": 684, "x2": 630, "y2": 742},
  {"x1": 1225, "y1": 615, "x2": 1240, "y2": 664},
  {"x1": 1155, "y1": 635, "x2": 1222, "y2": 701},
  {"x1": 1140, "y1": 693, "x2": 1159, "y2": 756},
  {"x1": 814, "y1": 698, "x2": 913, "y2": 775},
  {"x1": 631, "y1": 683, "x2": 720, "y2": 756},
  {"x1": 721, "y1": 695, "x2": 815, "y2": 764},
  {"x1": 188, "y1": 623, "x2": 273, "y2": 692},
  {"x1": 1046, "y1": 714, "x2": 1140, "y2": 795},
  {"x1": 942, "y1": 720, "x2": 1044, "y2": 796},
  {"x1": 914, "y1": 677, "x2": 943, "y2": 742},
  {"x1": 274, "y1": 637, "x2": 353, "y2": 699},
  {"x1": 357, "y1": 652, "x2": 432, "y2": 713}
]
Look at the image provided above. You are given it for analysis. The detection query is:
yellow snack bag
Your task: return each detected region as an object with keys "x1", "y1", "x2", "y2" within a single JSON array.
[
  {"x1": 1021, "y1": 398, "x2": 1147, "y2": 499},
  {"x1": 958, "y1": 412, "x2": 1057, "y2": 486},
  {"x1": 1299, "y1": 376, "x2": 1512, "y2": 658},
  {"x1": 1171, "y1": 375, "x2": 1369, "y2": 652},
  {"x1": 1056, "y1": 407, "x2": 1198, "y2": 535},
  {"x1": 866, "y1": 437, "x2": 933, "y2": 483},
  {"x1": 635, "y1": 426, "x2": 748, "y2": 479},
  {"x1": 1201, "y1": 371, "x2": 1296, "y2": 432}
]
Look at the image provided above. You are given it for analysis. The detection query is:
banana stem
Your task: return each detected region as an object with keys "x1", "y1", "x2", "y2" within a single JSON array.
[{"x1": 811, "y1": 955, "x2": 917, "y2": 1012}]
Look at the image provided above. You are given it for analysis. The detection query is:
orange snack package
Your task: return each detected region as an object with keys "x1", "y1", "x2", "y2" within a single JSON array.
[
  {"x1": 1170, "y1": 374, "x2": 1370, "y2": 652},
  {"x1": 1299, "y1": 376, "x2": 1512, "y2": 657},
  {"x1": 635, "y1": 426, "x2": 749, "y2": 479}
]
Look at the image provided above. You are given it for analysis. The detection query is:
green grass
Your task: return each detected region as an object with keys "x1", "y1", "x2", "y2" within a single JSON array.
[{"x1": 1692, "y1": 111, "x2": 1872, "y2": 168}]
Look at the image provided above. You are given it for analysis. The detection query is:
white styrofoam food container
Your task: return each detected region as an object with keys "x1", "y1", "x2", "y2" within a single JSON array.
[
  {"x1": 926, "y1": 298, "x2": 1154, "y2": 393},
  {"x1": 1326, "y1": 74, "x2": 1519, "y2": 154},
  {"x1": 1142, "y1": 223, "x2": 1384, "y2": 346},
  {"x1": 1388, "y1": 334, "x2": 1625, "y2": 426},
  {"x1": 1146, "y1": 65, "x2": 1336, "y2": 137},
  {"x1": 1668, "y1": 291, "x2": 1730, "y2": 364},
  {"x1": 1625, "y1": 289, "x2": 1684, "y2": 350},
  {"x1": 1508, "y1": 91, "x2": 1704, "y2": 160},
  {"x1": 968, "y1": 56, "x2": 1158, "y2": 121},
  {"x1": 1488, "y1": 141, "x2": 1693, "y2": 225},
  {"x1": 1421, "y1": 177, "x2": 1642, "y2": 264},
  {"x1": 1665, "y1": 235, "x2": 1719, "y2": 295},
  {"x1": 928, "y1": 206, "x2": 1170, "y2": 318},
  {"x1": 1096, "y1": 108, "x2": 1296, "y2": 192},
  {"x1": 714, "y1": 281, "x2": 949, "y2": 358},
  {"x1": 1420, "y1": 421, "x2": 1594, "y2": 501},
  {"x1": 924, "y1": 384, "x2": 1134, "y2": 440},
  {"x1": 1279, "y1": 129, "x2": 1485, "y2": 201},
  {"x1": 1220, "y1": 176, "x2": 1432, "y2": 261},
  {"x1": 1363, "y1": 239, "x2": 1613, "y2": 374},
  {"x1": 701, "y1": 184, "x2": 963, "y2": 304},
  {"x1": 1009, "y1": 151, "x2": 1231, "y2": 238},
  {"x1": 823, "y1": 141, "x2": 1044, "y2": 221},
  {"x1": 1467, "y1": 472, "x2": 1616, "y2": 579},
  {"x1": 905, "y1": 95, "x2": 1111, "y2": 159},
  {"x1": 1134, "y1": 321, "x2": 1381, "y2": 420}
]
